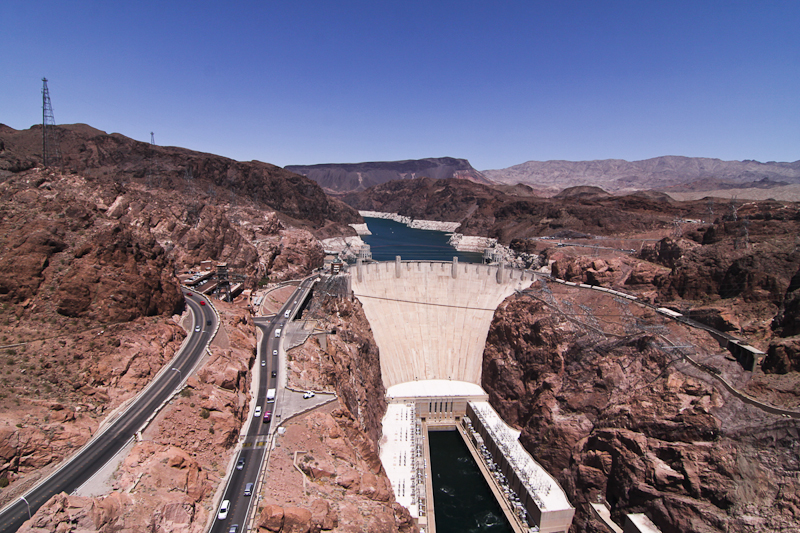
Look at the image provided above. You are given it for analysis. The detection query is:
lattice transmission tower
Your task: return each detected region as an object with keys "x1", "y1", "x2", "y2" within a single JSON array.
[
  {"x1": 42, "y1": 78, "x2": 61, "y2": 168},
  {"x1": 41, "y1": 78, "x2": 61, "y2": 168}
]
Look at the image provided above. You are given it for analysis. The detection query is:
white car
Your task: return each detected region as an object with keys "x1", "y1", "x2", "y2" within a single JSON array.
[
  {"x1": 261, "y1": 359, "x2": 266, "y2": 366},
  {"x1": 217, "y1": 499, "x2": 230, "y2": 519},
  {"x1": 254, "y1": 406, "x2": 262, "y2": 417},
  {"x1": 303, "y1": 391, "x2": 315, "y2": 399},
  {"x1": 194, "y1": 325, "x2": 200, "y2": 332},
  {"x1": 273, "y1": 349, "x2": 278, "y2": 356}
]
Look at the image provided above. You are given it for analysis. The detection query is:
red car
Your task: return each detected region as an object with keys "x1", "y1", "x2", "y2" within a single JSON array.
[
  {"x1": 200, "y1": 301, "x2": 205, "y2": 306},
  {"x1": 263, "y1": 410, "x2": 271, "y2": 422}
]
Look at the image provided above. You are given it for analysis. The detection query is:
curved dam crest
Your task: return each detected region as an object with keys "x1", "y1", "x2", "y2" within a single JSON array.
[{"x1": 351, "y1": 259, "x2": 534, "y2": 388}]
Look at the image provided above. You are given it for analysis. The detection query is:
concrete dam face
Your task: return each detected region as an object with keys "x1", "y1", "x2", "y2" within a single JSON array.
[{"x1": 351, "y1": 259, "x2": 534, "y2": 388}]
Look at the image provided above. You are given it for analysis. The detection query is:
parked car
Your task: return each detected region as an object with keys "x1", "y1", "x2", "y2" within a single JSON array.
[
  {"x1": 236, "y1": 458, "x2": 245, "y2": 470},
  {"x1": 254, "y1": 406, "x2": 261, "y2": 417},
  {"x1": 217, "y1": 500, "x2": 230, "y2": 519},
  {"x1": 303, "y1": 391, "x2": 315, "y2": 399}
]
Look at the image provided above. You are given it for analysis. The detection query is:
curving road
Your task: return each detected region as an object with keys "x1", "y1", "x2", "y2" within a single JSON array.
[{"x1": 0, "y1": 291, "x2": 216, "y2": 533}]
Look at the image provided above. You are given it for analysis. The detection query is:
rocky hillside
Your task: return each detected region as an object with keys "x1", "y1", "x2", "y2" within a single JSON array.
[
  {"x1": 286, "y1": 157, "x2": 491, "y2": 194},
  {"x1": 481, "y1": 199, "x2": 800, "y2": 532},
  {"x1": 544, "y1": 200, "x2": 800, "y2": 379},
  {"x1": 0, "y1": 123, "x2": 362, "y2": 520},
  {"x1": 254, "y1": 280, "x2": 415, "y2": 532},
  {"x1": 0, "y1": 124, "x2": 364, "y2": 284},
  {"x1": 0, "y1": 123, "x2": 360, "y2": 238},
  {"x1": 16, "y1": 301, "x2": 257, "y2": 532},
  {"x1": 483, "y1": 287, "x2": 799, "y2": 533},
  {"x1": 482, "y1": 156, "x2": 800, "y2": 196},
  {"x1": 342, "y1": 177, "x2": 714, "y2": 243}
]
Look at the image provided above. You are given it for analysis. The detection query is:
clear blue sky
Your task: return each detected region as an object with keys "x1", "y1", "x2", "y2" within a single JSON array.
[{"x1": 2, "y1": 1, "x2": 798, "y2": 170}]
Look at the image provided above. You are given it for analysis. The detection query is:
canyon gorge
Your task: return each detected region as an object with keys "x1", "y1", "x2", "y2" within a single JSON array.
[{"x1": 0, "y1": 124, "x2": 798, "y2": 532}]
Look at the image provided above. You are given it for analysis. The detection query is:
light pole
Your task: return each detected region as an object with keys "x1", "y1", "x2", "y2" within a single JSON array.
[
  {"x1": 171, "y1": 367, "x2": 182, "y2": 383},
  {"x1": 20, "y1": 496, "x2": 31, "y2": 520}
]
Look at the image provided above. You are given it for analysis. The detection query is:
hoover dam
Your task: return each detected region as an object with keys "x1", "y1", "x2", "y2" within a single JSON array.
[{"x1": 350, "y1": 258, "x2": 575, "y2": 533}]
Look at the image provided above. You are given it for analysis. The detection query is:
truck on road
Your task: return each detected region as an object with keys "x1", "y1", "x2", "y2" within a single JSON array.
[{"x1": 267, "y1": 388, "x2": 276, "y2": 403}]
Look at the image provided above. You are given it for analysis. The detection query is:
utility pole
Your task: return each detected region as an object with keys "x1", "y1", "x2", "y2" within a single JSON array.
[
  {"x1": 146, "y1": 132, "x2": 156, "y2": 187},
  {"x1": 41, "y1": 78, "x2": 60, "y2": 168}
]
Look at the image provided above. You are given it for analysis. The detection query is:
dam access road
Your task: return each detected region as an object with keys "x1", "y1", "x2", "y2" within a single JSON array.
[
  {"x1": 0, "y1": 292, "x2": 216, "y2": 533},
  {"x1": 209, "y1": 276, "x2": 318, "y2": 533}
]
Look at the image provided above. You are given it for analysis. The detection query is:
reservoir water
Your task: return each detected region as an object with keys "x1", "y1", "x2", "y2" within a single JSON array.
[
  {"x1": 429, "y1": 431, "x2": 513, "y2": 533},
  {"x1": 361, "y1": 217, "x2": 484, "y2": 263}
]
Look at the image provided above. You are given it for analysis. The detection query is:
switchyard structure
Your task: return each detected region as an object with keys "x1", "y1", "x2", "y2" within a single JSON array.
[{"x1": 41, "y1": 78, "x2": 60, "y2": 168}]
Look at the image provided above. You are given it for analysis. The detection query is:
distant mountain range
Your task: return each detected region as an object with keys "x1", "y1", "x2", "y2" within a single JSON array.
[
  {"x1": 285, "y1": 157, "x2": 491, "y2": 193},
  {"x1": 482, "y1": 156, "x2": 800, "y2": 195},
  {"x1": 287, "y1": 155, "x2": 800, "y2": 196}
]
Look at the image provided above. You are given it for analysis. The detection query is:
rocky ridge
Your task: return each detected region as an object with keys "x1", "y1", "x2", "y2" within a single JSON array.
[
  {"x1": 252, "y1": 279, "x2": 415, "y2": 532},
  {"x1": 0, "y1": 123, "x2": 362, "y2": 525},
  {"x1": 0, "y1": 123, "x2": 360, "y2": 237},
  {"x1": 482, "y1": 156, "x2": 800, "y2": 196},
  {"x1": 483, "y1": 287, "x2": 800, "y2": 533},
  {"x1": 342, "y1": 176, "x2": 714, "y2": 244},
  {"x1": 18, "y1": 300, "x2": 256, "y2": 532},
  {"x1": 286, "y1": 157, "x2": 491, "y2": 194}
]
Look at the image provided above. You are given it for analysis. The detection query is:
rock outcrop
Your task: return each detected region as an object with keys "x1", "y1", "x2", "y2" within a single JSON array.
[
  {"x1": 482, "y1": 156, "x2": 800, "y2": 196},
  {"x1": 257, "y1": 285, "x2": 412, "y2": 532},
  {"x1": 260, "y1": 404, "x2": 416, "y2": 533},
  {"x1": 0, "y1": 123, "x2": 359, "y2": 515},
  {"x1": 286, "y1": 157, "x2": 491, "y2": 194},
  {"x1": 342, "y1": 176, "x2": 707, "y2": 243},
  {"x1": 286, "y1": 284, "x2": 386, "y2": 444},
  {"x1": 482, "y1": 287, "x2": 800, "y2": 532}
]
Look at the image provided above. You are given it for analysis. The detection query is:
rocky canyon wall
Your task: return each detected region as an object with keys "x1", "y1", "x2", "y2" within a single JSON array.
[{"x1": 482, "y1": 285, "x2": 800, "y2": 533}]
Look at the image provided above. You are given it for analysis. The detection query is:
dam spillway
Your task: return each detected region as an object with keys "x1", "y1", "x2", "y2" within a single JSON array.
[{"x1": 351, "y1": 258, "x2": 534, "y2": 387}]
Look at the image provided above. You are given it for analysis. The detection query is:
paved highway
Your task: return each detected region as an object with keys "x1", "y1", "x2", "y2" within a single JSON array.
[
  {"x1": 210, "y1": 277, "x2": 317, "y2": 533},
  {"x1": 0, "y1": 291, "x2": 216, "y2": 533}
]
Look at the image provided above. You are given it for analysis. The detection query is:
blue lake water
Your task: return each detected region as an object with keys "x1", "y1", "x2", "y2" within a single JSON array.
[
  {"x1": 360, "y1": 217, "x2": 484, "y2": 263},
  {"x1": 429, "y1": 430, "x2": 513, "y2": 533}
]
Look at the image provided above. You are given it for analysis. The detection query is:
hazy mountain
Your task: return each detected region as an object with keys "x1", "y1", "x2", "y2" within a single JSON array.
[
  {"x1": 483, "y1": 156, "x2": 800, "y2": 195},
  {"x1": 286, "y1": 157, "x2": 492, "y2": 194}
]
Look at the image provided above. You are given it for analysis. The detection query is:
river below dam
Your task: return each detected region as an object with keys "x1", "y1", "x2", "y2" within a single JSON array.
[
  {"x1": 361, "y1": 217, "x2": 484, "y2": 263},
  {"x1": 429, "y1": 430, "x2": 513, "y2": 533}
]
